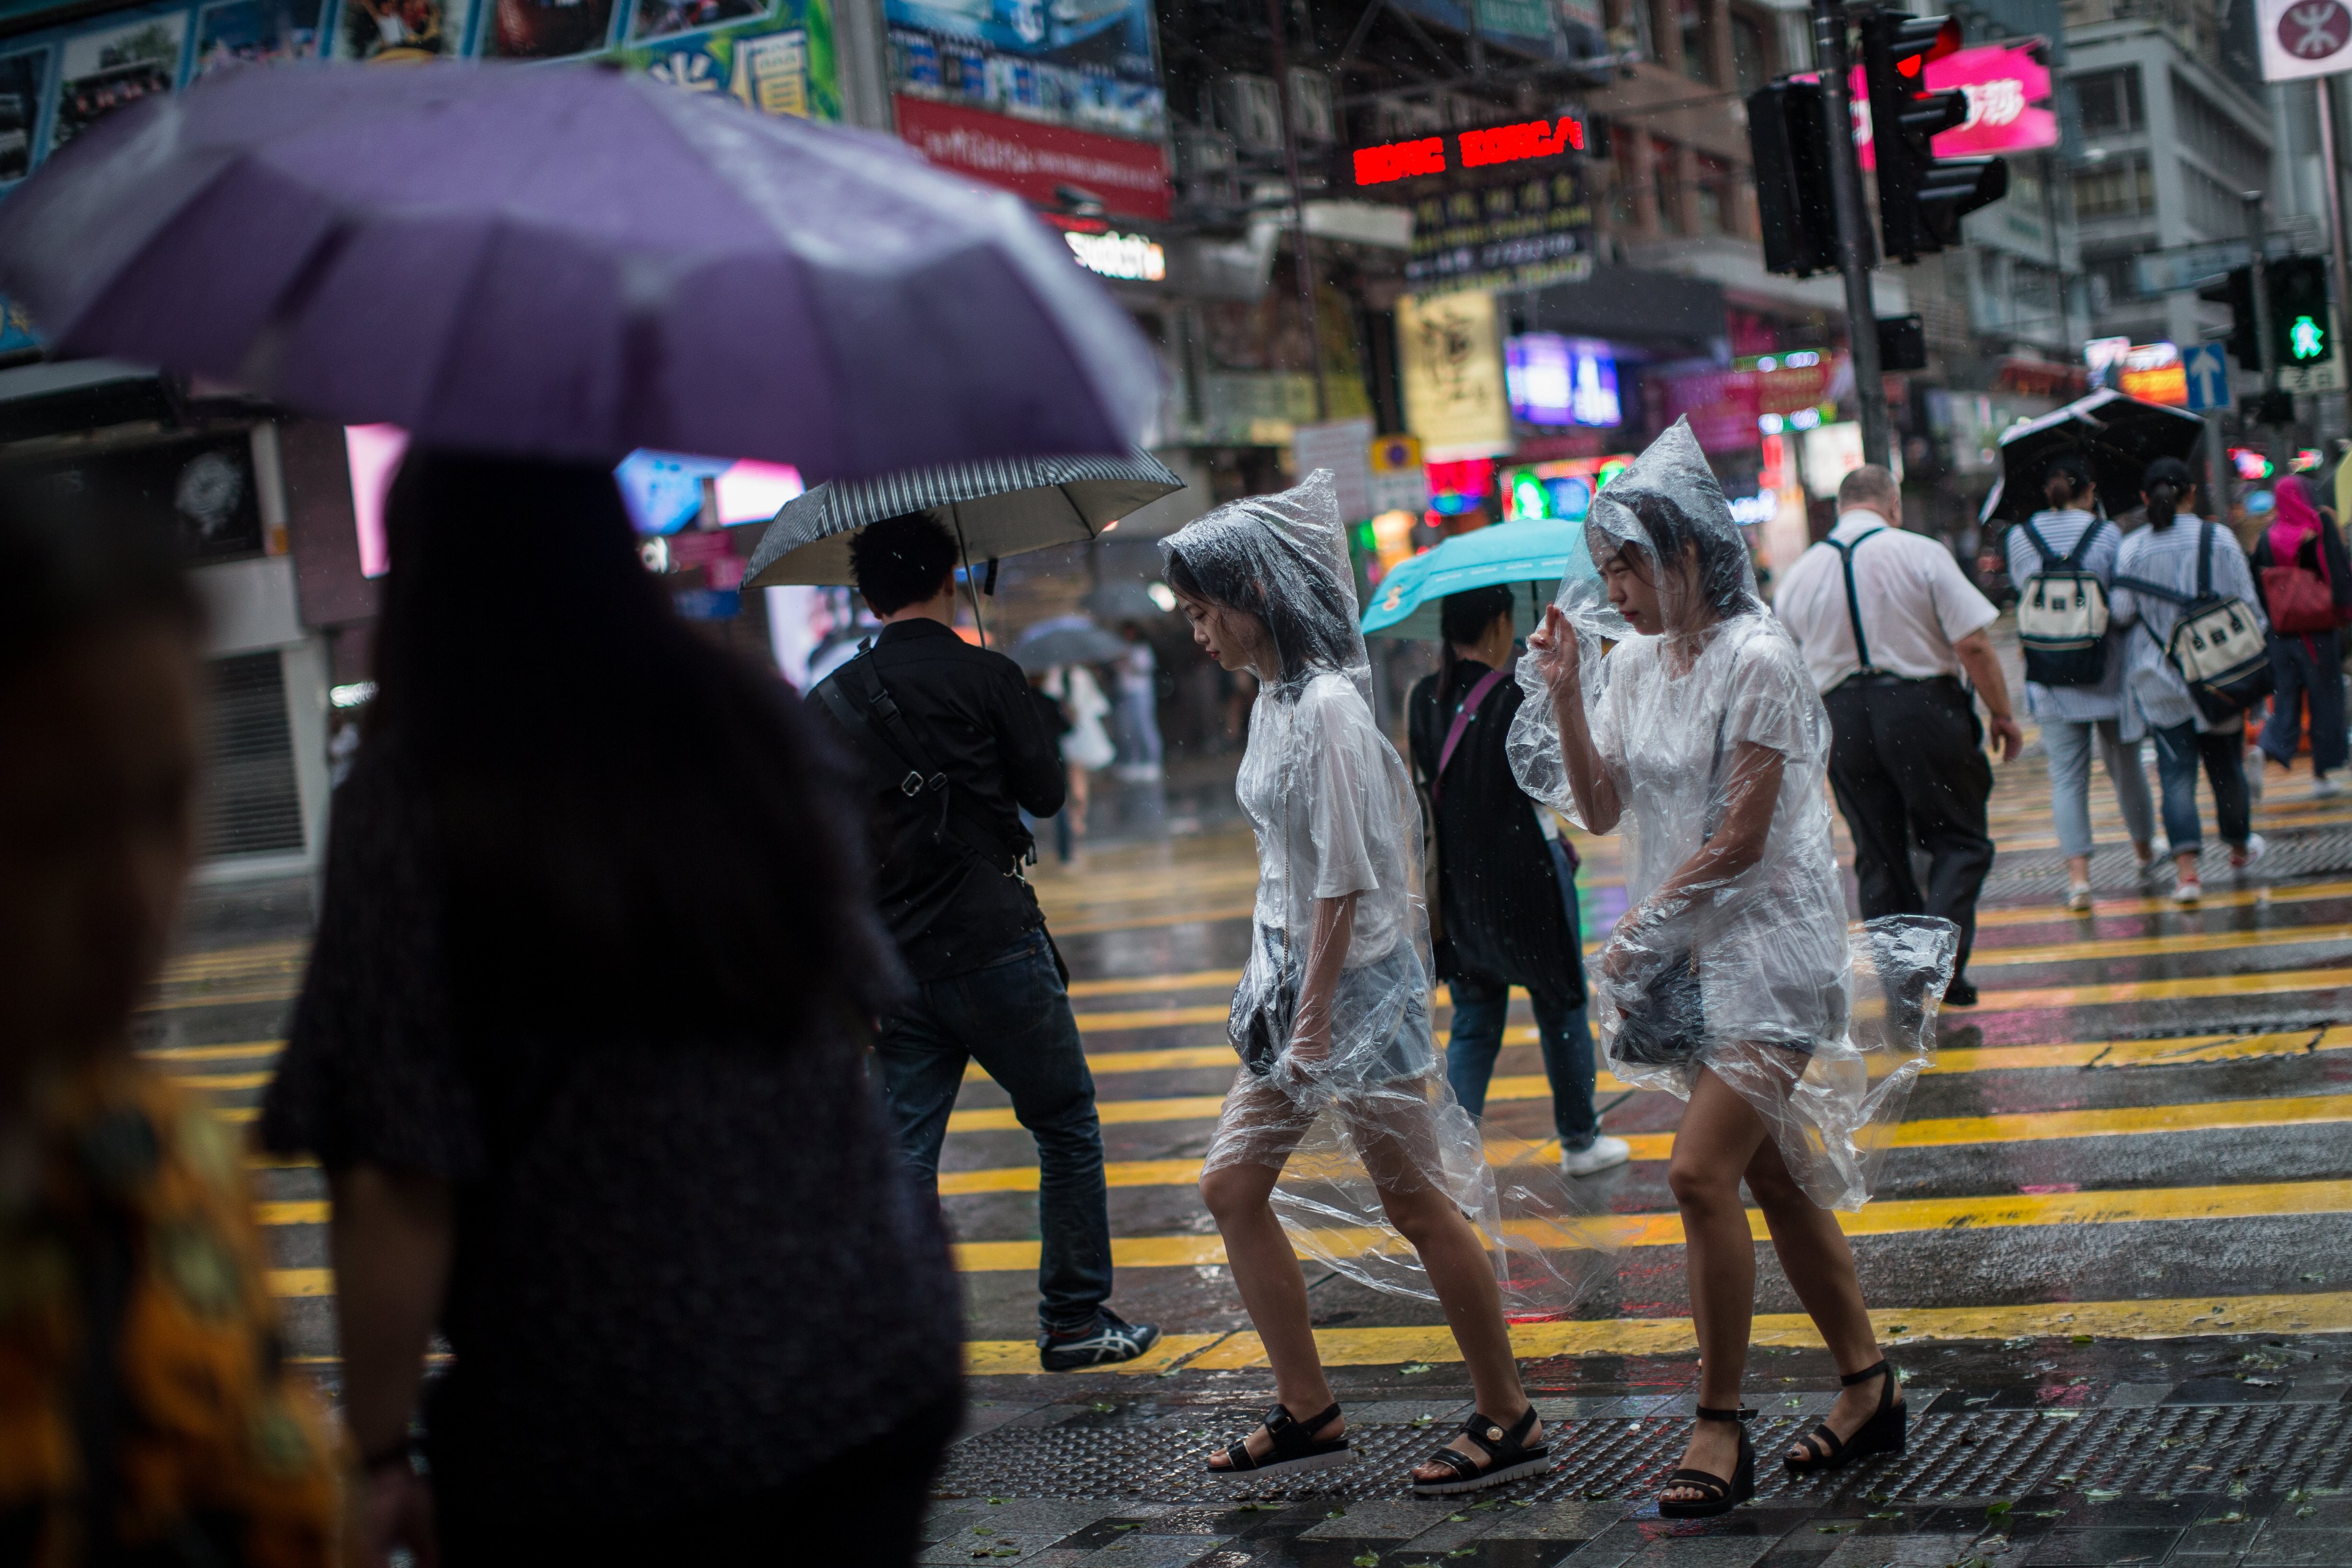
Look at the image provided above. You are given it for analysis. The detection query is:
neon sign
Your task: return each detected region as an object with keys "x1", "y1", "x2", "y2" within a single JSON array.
[
  {"x1": 1352, "y1": 115, "x2": 1585, "y2": 186},
  {"x1": 1065, "y1": 229, "x2": 1167, "y2": 282}
]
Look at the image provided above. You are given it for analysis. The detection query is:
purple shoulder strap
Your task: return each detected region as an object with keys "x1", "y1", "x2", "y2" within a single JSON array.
[{"x1": 1432, "y1": 667, "x2": 1509, "y2": 805}]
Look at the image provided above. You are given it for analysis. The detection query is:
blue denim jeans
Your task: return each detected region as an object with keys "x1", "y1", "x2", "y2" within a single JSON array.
[
  {"x1": 2151, "y1": 720, "x2": 2251, "y2": 854},
  {"x1": 1443, "y1": 977, "x2": 1600, "y2": 1149},
  {"x1": 2040, "y1": 717, "x2": 2155, "y2": 860},
  {"x1": 2260, "y1": 630, "x2": 2349, "y2": 777},
  {"x1": 873, "y1": 928, "x2": 1111, "y2": 1337}
]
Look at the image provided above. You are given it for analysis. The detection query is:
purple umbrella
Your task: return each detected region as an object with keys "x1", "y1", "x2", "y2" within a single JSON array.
[{"x1": 0, "y1": 63, "x2": 1158, "y2": 479}]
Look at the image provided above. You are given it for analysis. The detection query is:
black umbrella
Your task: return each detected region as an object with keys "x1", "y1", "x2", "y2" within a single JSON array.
[
  {"x1": 1011, "y1": 618, "x2": 1130, "y2": 673},
  {"x1": 1080, "y1": 580, "x2": 1172, "y2": 622},
  {"x1": 743, "y1": 449, "x2": 1185, "y2": 589},
  {"x1": 1980, "y1": 389, "x2": 2207, "y2": 525}
]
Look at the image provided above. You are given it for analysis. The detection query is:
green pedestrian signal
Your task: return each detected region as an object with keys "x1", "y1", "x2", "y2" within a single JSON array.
[{"x1": 2266, "y1": 255, "x2": 2333, "y2": 368}]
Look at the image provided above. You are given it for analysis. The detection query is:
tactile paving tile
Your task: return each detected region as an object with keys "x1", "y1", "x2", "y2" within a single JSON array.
[
  {"x1": 1977, "y1": 824, "x2": 2352, "y2": 900},
  {"x1": 932, "y1": 1407, "x2": 2352, "y2": 1505}
]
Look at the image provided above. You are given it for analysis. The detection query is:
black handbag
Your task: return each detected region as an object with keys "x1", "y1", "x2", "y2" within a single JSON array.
[
  {"x1": 1611, "y1": 951, "x2": 1706, "y2": 1066},
  {"x1": 1232, "y1": 927, "x2": 1298, "y2": 1077}
]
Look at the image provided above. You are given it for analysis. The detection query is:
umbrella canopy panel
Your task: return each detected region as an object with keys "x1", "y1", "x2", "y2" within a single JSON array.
[
  {"x1": 1361, "y1": 520, "x2": 1598, "y2": 640},
  {"x1": 1981, "y1": 389, "x2": 2207, "y2": 524},
  {"x1": 1011, "y1": 618, "x2": 1129, "y2": 672},
  {"x1": 745, "y1": 450, "x2": 1184, "y2": 587},
  {"x1": 0, "y1": 62, "x2": 1158, "y2": 480}
]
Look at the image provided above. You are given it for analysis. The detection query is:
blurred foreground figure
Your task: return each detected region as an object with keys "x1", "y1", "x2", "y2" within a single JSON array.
[
  {"x1": 261, "y1": 454, "x2": 962, "y2": 1568},
  {"x1": 1511, "y1": 421, "x2": 1954, "y2": 1517},
  {"x1": 0, "y1": 502, "x2": 338, "y2": 1566}
]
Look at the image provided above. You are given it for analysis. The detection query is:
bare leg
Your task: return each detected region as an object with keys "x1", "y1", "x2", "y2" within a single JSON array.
[
  {"x1": 1742, "y1": 1134, "x2": 1899, "y2": 1459},
  {"x1": 1200, "y1": 1081, "x2": 1341, "y2": 1466},
  {"x1": 1660, "y1": 1067, "x2": 1773, "y2": 1504}
]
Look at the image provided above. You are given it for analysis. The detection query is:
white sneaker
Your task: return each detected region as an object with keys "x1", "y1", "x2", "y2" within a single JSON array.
[
  {"x1": 2315, "y1": 775, "x2": 2343, "y2": 799},
  {"x1": 2067, "y1": 883, "x2": 2093, "y2": 913},
  {"x1": 2172, "y1": 879, "x2": 2203, "y2": 905},
  {"x1": 2233, "y1": 832, "x2": 2267, "y2": 868},
  {"x1": 1561, "y1": 1135, "x2": 1632, "y2": 1176}
]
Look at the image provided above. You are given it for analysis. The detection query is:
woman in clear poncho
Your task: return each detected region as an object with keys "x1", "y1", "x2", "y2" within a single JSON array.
[
  {"x1": 1508, "y1": 419, "x2": 1955, "y2": 1517},
  {"x1": 1163, "y1": 472, "x2": 1571, "y2": 1498}
]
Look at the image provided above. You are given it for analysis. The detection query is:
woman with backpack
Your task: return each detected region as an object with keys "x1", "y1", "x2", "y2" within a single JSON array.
[
  {"x1": 2006, "y1": 452, "x2": 2159, "y2": 911},
  {"x1": 2112, "y1": 457, "x2": 2270, "y2": 904},
  {"x1": 2249, "y1": 475, "x2": 2352, "y2": 796}
]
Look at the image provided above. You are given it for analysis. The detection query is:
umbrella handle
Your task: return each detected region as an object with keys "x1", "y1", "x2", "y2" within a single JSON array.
[{"x1": 953, "y1": 514, "x2": 988, "y2": 649}]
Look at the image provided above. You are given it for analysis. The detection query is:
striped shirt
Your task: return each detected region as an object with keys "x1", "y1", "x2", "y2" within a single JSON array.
[
  {"x1": 2006, "y1": 508, "x2": 2126, "y2": 724},
  {"x1": 2111, "y1": 518, "x2": 2267, "y2": 734}
]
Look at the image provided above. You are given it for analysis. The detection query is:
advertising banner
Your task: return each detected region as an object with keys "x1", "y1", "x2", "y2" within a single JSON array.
[
  {"x1": 1350, "y1": 117, "x2": 1595, "y2": 295},
  {"x1": 893, "y1": 93, "x2": 1167, "y2": 217},
  {"x1": 1398, "y1": 288, "x2": 1511, "y2": 459},
  {"x1": 1850, "y1": 41, "x2": 2056, "y2": 169},
  {"x1": 335, "y1": 0, "x2": 470, "y2": 59},
  {"x1": 884, "y1": 0, "x2": 1162, "y2": 142},
  {"x1": 2259, "y1": 0, "x2": 2352, "y2": 81},
  {"x1": 612, "y1": 3, "x2": 836, "y2": 120},
  {"x1": 52, "y1": 12, "x2": 182, "y2": 149}
]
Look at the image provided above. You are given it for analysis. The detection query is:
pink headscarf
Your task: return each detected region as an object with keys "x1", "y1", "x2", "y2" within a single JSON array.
[{"x1": 2270, "y1": 475, "x2": 2328, "y2": 566}]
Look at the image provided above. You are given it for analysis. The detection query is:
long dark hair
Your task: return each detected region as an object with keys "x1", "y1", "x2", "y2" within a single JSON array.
[
  {"x1": 370, "y1": 449, "x2": 899, "y2": 1039},
  {"x1": 2044, "y1": 452, "x2": 2094, "y2": 511},
  {"x1": 1161, "y1": 536, "x2": 1358, "y2": 684},
  {"x1": 2141, "y1": 457, "x2": 2193, "y2": 531}
]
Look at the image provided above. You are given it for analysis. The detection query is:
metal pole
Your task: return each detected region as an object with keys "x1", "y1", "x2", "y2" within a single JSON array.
[
  {"x1": 1265, "y1": 0, "x2": 1331, "y2": 422},
  {"x1": 2317, "y1": 77, "x2": 2352, "y2": 433},
  {"x1": 1812, "y1": 0, "x2": 1889, "y2": 466},
  {"x1": 2246, "y1": 190, "x2": 2279, "y2": 462}
]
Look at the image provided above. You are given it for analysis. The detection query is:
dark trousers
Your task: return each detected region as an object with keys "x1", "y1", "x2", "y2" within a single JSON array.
[
  {"x1": 436, "y1": 1387, "x2": 962, "y2": 1567},
  {"x1": 2260, "y1": 630, "x2": 2349, "y2": 776},
  {"x1": 2153, "y1": 720, "x2": 2252, "y2": 852},
  {"x1": 1824, "y1": 675, "x2": 1995, "y2": 978},
  {"x1": 873, "y1": 928, "x2": 1112, "y2": 1338},
  {"x1": 1443, "y1": 977, "x2": 1599, "y2": 1149}
]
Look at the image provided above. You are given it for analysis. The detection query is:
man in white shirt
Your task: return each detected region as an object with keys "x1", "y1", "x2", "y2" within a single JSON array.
[{"x1": 1774, "y1": 465, "x2": 2023, "y2": 1006}]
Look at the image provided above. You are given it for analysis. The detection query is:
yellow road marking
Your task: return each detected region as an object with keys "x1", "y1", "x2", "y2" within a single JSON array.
[
  {"x1": 181, "y1": 1071, "x2": 271, "y2": 1091},
  {"x1": 1968, "y1": 966, "x2": 2352, "y2": 1011},
  {"x1": 1067, "y1": 969, "x2": 1244, "y2": 999},
  {"x1": 945, "y1": 1178, "x2": 2352, "y2": 1272},
  {"x1": 141, "y1": 1040, "x2": 283, "y2": 1063},
  {"x1": 258, "y1": 1201, "x2": 328, "y2": 1226},
  {"x1": 1971, "y1": 922, "x2": 2352, "y2": 968}
]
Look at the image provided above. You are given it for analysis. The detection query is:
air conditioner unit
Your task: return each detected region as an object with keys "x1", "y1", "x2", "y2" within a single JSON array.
[
  {"x1": 1216, "y1": 73, "x2": 1284, "y2": 152},
  {"x1": 1288, "y1": 68, "x2": 1335, "y2": 142}
]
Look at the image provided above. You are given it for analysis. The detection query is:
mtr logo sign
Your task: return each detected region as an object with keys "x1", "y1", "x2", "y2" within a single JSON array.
[{"x1": 1353, "y1": 116, "x2": 1586, "y2": 186}]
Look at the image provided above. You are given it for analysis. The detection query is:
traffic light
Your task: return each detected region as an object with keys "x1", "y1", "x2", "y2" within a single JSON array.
[
  {"x1": 1858, "y1": 10, "x2": 2008, "y2": 262},
  {"x1": 2199, "y1": 266, "x2": 2261, "y2": 369},
  {"x1": 1749, "y1": 80, "x2": 1849, "y2": 278},
  {"x1": 2268, "y1": 254, "x2": 2332, "y2": 367}
]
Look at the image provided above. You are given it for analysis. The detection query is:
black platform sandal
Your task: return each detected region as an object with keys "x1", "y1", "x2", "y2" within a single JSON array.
[
  {"x1": 1205, "y1": 1401, "x2": 1352, "y2": 1479},
  {"x1": 1409, "y1": 1404, "x2": 1552, "y2": 1497},
  {"x1": 1784, "y1": 1360, "x2": 1905, "y2": 1474},
  {"x1": 1655, "y1": 1405, "x2": 1755, "y2": 1519}
]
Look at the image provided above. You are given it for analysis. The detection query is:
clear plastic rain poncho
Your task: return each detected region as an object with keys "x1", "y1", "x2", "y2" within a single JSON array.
[
  {"x1": 1505, "y1": 418, "x2": 1957, "y2": 1212},
  {"x1": 1163, "y1": 471, "x2": 1609, "y2": 1308}
]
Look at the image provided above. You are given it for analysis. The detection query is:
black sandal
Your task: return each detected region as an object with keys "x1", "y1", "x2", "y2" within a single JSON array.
[
  {"x1": 1656, "y1": 1405, "x2": 1755, "y2": 1518},
  {"x1": 1784, "y1": 1359, "x2": 1905, "y2": 1474},
  {"x1": 1409, "y1": 1404, "x2": 1552, "y2": 1497},
  {"x1": 1205, "y1": 1401, "x2": 1352, "y2": 1479}
]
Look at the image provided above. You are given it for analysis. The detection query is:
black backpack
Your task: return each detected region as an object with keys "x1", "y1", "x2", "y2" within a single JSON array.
[{"x1": 2013, "y1": 517, "x2": 2113, "y2": 688}]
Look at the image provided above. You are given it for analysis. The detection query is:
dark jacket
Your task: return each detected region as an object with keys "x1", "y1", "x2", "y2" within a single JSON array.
[
  {"x1": 810, "y1": 618, "x2": 1066, "y2": 980},
  {"x1": 1406, "y1": 656, "x2": 1586, "y2": 1004}
]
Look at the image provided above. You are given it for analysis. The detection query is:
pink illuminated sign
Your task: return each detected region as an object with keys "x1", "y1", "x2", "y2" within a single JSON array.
[{"x1": 1850, "y1": 42, "x2": 2057, "y2": 170}]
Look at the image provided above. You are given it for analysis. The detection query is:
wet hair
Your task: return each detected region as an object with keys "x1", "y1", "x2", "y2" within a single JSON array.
[
  {"x1": 1595, "y1": 488, "x2": 1759, "y2": 621},
  {"x1": 370, "y1": 448, "x2": 900, "y2": 1039},
  {"x1": 2044, "y1": 452, "x2": 2095, "y2": 510},
  {"x1": 1440, "y1": 584, "x2": 1514, "y2": 648},
  {"x1": 0, "y1": 482, "x2": 201, "y2": 682},
  {"x1": 2141, "y1": 456, "x2": 2194, "y2": 530},
  {"x1": 1163, "y1": 534, "x2": 1357, "y2": 683},
  {"x1": 849, "y1": 511, "x2": 958, "y2": 616}
]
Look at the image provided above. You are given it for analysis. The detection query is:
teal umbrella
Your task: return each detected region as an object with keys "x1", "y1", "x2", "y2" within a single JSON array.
[{"x1": 1360, "y1": 519, "x2": 1599, "y2": 640}]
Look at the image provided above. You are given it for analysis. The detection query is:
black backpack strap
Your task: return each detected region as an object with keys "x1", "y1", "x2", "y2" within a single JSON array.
[
  {"x1": 2021, "y1": 516, "x2": 2102, "y2": 574},
  {"x1": 1826, "y1": 528, "x2": 1883, "y2": 675},
  {"x1": 2197, "y1": 522, "x2": 2215, "y2": 601},
  {"x1": 818, "y1": 655, "x2": 1032, "y2": 875}
]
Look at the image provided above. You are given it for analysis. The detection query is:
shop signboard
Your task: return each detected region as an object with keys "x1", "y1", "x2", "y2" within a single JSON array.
[
  {"x1": 1849, "y1": 41, "x2": 2055, "y2": 169},
  {"x1": 1499, "y1": 453, "x2": 1631, "y2": 523},
  {"x1": 883, "y1": 0, "x2": 1164, "y2": 145},
  {"x1": 1399, "y1": 288, "x2": 1511, "y2": 459},
  {"x1": 1351, "y1": 114, "x2": 1594, "y2": 296},
  {"x1": 2116, "y1": 341, "x2": 2188, "y2": 406},
  {"x1": 893, "y1": 93, "x2": 1168, "y2": 218},
  {"x1": 1291, "y1": 416, "x2": 1374, "y2": 521}
]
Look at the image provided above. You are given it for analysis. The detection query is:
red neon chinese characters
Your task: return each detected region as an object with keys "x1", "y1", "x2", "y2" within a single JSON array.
[
  {"x1": 1353, "y1": 136, "x2": 1447, "y2": 185},
  {"x1": 1457, "y1": 116, "x2": 1583, "y2": 168}
]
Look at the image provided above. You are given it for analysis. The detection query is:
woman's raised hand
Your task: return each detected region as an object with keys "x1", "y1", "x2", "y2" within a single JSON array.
[{"x1": 1527, "y1": 603, "x2": 1581, "y2": 700}]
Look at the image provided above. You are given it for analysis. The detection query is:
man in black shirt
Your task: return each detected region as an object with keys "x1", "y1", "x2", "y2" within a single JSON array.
[{"x1": 812, "y1": 512, "x2": 1159, "y2": 1371}]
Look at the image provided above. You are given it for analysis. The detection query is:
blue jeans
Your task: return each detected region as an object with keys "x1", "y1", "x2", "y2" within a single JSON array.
[
  {"x1": 872, "y1": 929, "x2": 1111, "y2": 1337},
  {"x1": 2152, "y1": 720, "x2": 2252, "y2": 854},
  {"x1": 2260, "y1": 630, "x2": 2348, "y2": 777},
  {"x1": 1443, "y1": 978, "x2": 1600, "y2": 1149},
  {"x1": 2040, "y1": 717, "x2": 2154, "y2": 860}
]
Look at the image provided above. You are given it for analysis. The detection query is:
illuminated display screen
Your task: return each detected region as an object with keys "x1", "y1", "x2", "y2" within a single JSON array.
[
  {"x1": 1505, "y1": 334, "x2": 1622, "y2": 428},
  {"x1": 1500, "y1": 454, "x2": 1634, "y2": 523},
  {"x1": 1352, "y1": 115, "x2": 1585, "y2": 186}
]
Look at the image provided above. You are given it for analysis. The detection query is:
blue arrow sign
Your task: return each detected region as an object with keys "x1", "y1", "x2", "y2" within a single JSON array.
[{"x1": 2183, "y1": 343, "x2": 2232, "y2": 410}]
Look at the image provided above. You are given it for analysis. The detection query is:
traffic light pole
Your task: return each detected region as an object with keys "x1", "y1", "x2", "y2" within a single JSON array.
[
  {"x1": 2317, "y1": 78, "x2": 2352, "y2": 433},
  {"x1": 2245, "y1": 191, "x2": 2279, "y2": 461},
  {"x1": 1813, "y1": 0, "x2": 1890, "y2": 467}
]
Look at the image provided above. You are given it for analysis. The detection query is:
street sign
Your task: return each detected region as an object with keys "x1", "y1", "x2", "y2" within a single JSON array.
[
  {"x1": 2130, "y1": 226, "x2": 2325, "y2": 296},
  {"x1": 2261, "y1": 0, "x2": 2352, "y2": 80},
  {"x1": 1367, "y1": 432, "x2": 1430, "y2": 515},
  {"x1": 2279, "y1": 310, "x2": 2349, "y2": 390},
  {"x1": 2182, "y1": 342, "x2": 2233, "y2": 409}
]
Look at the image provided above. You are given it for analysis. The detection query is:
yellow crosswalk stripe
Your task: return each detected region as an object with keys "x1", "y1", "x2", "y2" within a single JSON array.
[
  {"x1": 931, "y1": 1093, "x2": 2352, "y2": 1193},
  {"x1": 141, "y1": 1040, "x2": 282, "y2": 1063},
  {"x1": 1973, "y1": 922, "x2": 2352, "y2": 968},
  {"x1": 944, "y1": 1178, "x2": 2352, "y2": 1272}
]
